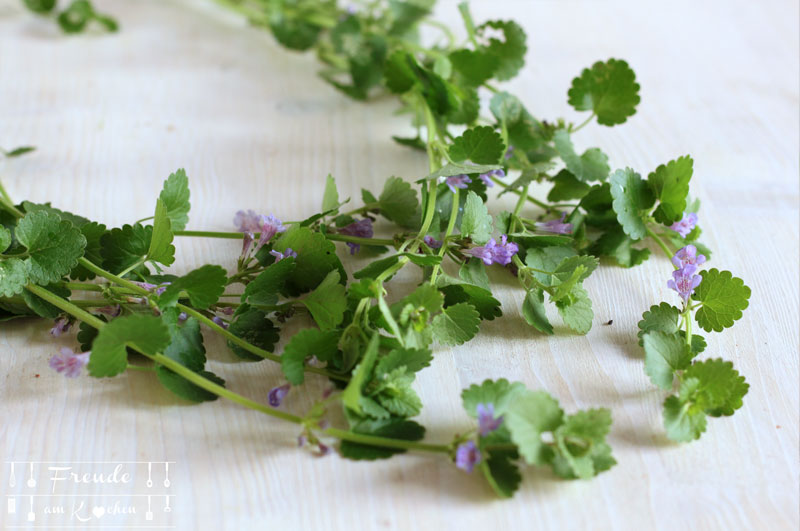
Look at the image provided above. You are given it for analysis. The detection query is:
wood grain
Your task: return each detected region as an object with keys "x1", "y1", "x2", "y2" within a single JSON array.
[{"x1": 0, "y1": 0, "x2": 797, "y2": 529}]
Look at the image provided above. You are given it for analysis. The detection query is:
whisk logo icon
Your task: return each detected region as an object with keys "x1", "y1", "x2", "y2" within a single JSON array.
[{"x1": 4, "y1": 460, "x2": 176, "y2": 528}]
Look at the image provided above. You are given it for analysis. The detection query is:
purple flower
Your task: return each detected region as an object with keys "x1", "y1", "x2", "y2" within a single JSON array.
[
  {"x1": 178, "y1": 312, "x2": 188, "y2": 322},
  {"x1": 256, "y1": 215, "x2": 287, "y2": 249},
  {"x1": 338, "y1": 218, "x2": 373, "y2": 255},
  {"x1": 670, "y1": 213, "x2": 698, "y2": 238},
  {"x1": 268, "y1": 383, "x2": 291, "y2": 407},
  {"x1": 219, "y1": 306, "x2": 235, "y2": 316},
  {"x1": 478, "y1": 169, "x2": 505, "y2": 188},
  {"x1": 423, "y1": 235, "x2": 442, "y2": 249},
  {"x1": 240, "y1": 231, "x2": 254, "y2": 259},
  {"x1": 672, "y1": 245, "x2": 706, "y2": 269},
  {"x1": 505, "y1": 146, "x2": 514, "y2": 160},
  {"x1": 317, "y1": 443, "x2": 333, "y2": 456},
  {"x1": 211, "y1": 316, "x2": 229, "y2": 330},
  {"x1": 667, "y1": 264, "x2": 702, "y2": 303},
  {"x1": 476, "y1": 403, "x2": 503, "y2": 436},
  {"x1": 270, "y1": 248, "x2": 298, "y2": 262},
  {"x1": 132, "y1": 281, "x2": 170, "y2": 296},
  {"x1": 535, "y1": 212, "x2": 573, "y2": 235},
  {"x1": 50, "y1": 317, "x2": 72, "y2": 337},
  {"x1": 234, "y1": 210, "x2": 267, "y2": 233},
  {"x1": 466, "y1": 235, "x2": 519, "y2": 266},
  {"x1": 455, "y1": 440, "x2": 481, "y2": 473},
  {"x1": 444, "y1": 174, "x2": 471, "y2": 193},
  {"x1": 49, "y1": 347, "x2": 89, "y2": 378}
]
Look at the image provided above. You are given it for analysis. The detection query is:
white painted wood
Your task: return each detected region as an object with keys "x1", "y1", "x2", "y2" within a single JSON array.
[{"x1": 0, "y1": 0, "x2": 797, "y2": 529}]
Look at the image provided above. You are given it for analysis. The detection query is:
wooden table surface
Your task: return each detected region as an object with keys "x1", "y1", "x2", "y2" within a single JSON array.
[{"x1": 1, "y1": 0, "x2": 798, "y2": 529}]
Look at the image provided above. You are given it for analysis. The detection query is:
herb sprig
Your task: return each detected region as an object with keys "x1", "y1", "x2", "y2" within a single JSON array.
[{"x1": 6, "y1": 0, "x2": 752, "y2": 498}]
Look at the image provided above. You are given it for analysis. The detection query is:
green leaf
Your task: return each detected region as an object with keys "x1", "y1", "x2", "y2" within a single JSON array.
[
  {"x1": 449, "y1": 126, "x2": 506, "y2": 165},
  {"x1": 555, "y1": 285, "x2": 593, "y2": 334},
  {"x1": 242, "y1": 258, "x2": 295, "y2": 306},
  {"x1": 0, "y1": 227, "x2": 11, "y2": 253},
  {"x1": 553, "y1": 130, "x2": 610, "y2": 182},
  {"x1": 648, "y1": 156, "x2": 693, "y2": 225},
  {"x1": 16, "y1": 210, "x2": 86, "y2": 285},
  {"x1": 339, "y1": 418, "x2": 426, "y2": 461},
  {"x1": 663, "y1": 386, "x2": 707, "y2": 443},
  {"x1": 100, "y1": 224, "x2": 152, "y2": 275},
  {"x1": 590, "y1": 226, "x2": 651, "y2": 267},
  {"x1": 461, "y1": 378, "x2": 526, "y2": 418},
  {"x1": 89, "y1": 315, "x2": 170, "y2": 378},
  {"x1": 4, "y1": 146, "x2": 37, "y2": 157},
  {"x1": 226, "y1": 306, "x2": 280, "y2": 361},
  {"x1": 476, "y1": 20, "x2": 527, "y2": 81},
  {"x1": 505, "y1": 390, "x2": 564, "y2": 465},
  {"x1": 301, "y1": 270, "x2": 347, "y2": 330},
  {"x1": 458, "y1": 258, "x2": 490, "y2": 290},
  {"x1": 161, "y1": 310, "x2": 206, "y2": 372},
  {"x1": 693, "y1": 269, "x2": 751, "y2": 332},
  {"x1": 353, "y1": 255, "x2": 399, "y2": 280},
  {"x1": 158, "y1": 168, "x2": 191, "y2": 231},
  {"x1": 547, "y1": 170, "x2": 591, "y2": 202},
  {"x1": 460, "y1": 191, "x2": 493, "y2": 244},
  {"x1": 147, "y1": 199, "x2": 175, "y2": 267},
  {"x1": 552, "y1": 255, "x2": 599, "y2": 285},
  {"x1": 642, "y1": 331, "x2": 694, "y2": 390},
  {"x1": 374, "y1": 348, "x2": 433, "y2": 377},
  {"x1": 449, "y1": 49, "x2": 497, "y2": 86},
  {"x1": 440, "y1": 283, "x2": 501, "y2": 321},
  {"x1": 568, "y1": 58, "x2": 640, "y2": 126},
  {"x1": 77, "y1": 319, "x2": 101, "y2": 352},
  {"x1": 637, "y1": 303, "x2": 681, "y2": 345},
  {"x1": 272, "y1": 226, "x2": 345, "y2": 296},
  {"x1": 342, "y1": 332, "x2": 381, "y2": 415},
  {"x1": 23, "y1": 0, "x2": 56, "y2": 14},
  {"x1": 525, "y1": 246, "x2": 577, "y2": 286},
  {"x1": 552, "y1": 408, "x2": 615, "y2": 479},
  {"x1": 427, "y1": 162, "x2": 502, "y2": 180},
  {"x1": 70, "y1": 221, "x2": 107, "y2": 280},
  {"x1": 685, "y1": 358, "x2": 749, "y2": 417},
  {"x1": 480, "y1": 450, "x2": 522, "y2": 498},
  {"x1": 609, "y1": 168, "x2": 654, "y2": 240},
  {"x1": 269, "y1": 13, "x2": 320, "y2": 50},
  {"x1": 522, "y1": 289, "x2": 553, "y2": 335},
  {"x1": 155, "y1": 368, "x2": 224, "y2": 403},
  {"x1": 0, "y1": 259, "x2": 27, "y2": 297},
  {"x1": 379, "y1": 176, "x2": 419, "y2": 228},
  {"x1": 321, "y1": 174, "x2": 340, "y2": 213},
  {"x1": 281, "y1": 328, "x2": 341, "y2": 385},
  {"x1": 159, "y1": 264, "x2": 228, "y2": 310},
  {"x1": 384, "y1": 50, "x2": 417, "y2": 93},
  {"x1": 431, "y1": 302, "x2": 480, "y2": 345}
]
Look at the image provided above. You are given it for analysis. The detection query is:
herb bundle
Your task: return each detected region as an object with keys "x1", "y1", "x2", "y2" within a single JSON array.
[{"x1": 5, "y1": 0, "x2": 752, "y2": 497}]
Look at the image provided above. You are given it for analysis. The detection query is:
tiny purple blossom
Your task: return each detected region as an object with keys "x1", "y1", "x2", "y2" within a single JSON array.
[
  {"x1": 268, "y1": 383, "x2": 291, "y2": 407},
  {"x1": 535, "y1": 212, "x2": 573, "y2": 235},
  {"x1": 476, "y1": 403, "x2": 503, "y2": 436},
  {"x1": 178, "y1": 312, "x2": 188, "y2": 322},
  {"x1": 211, "y1": 316, "x2": 229, "y2": 330},
  {"x1": 50, "y1": 317, "x2": 72, "y2": 337},
  {"x1": 256, "y1": 215, "x2": 287, "y2": 249},
  {"x1": 445, "y1": 174, "x2": 471, "y2": 193},
  {"x1": 670, "y1": 213, "x2": 698, "y2": 238},
  {"x1": 317, "y1": 443, "x2": 333, "y2": 456},
  {"x1": 455, "y1": 440, "x2": 481, "y2": 473},
  {"x1": 505, "y1": 145, "x2": 514, "y2": 160},
  {"x1": 270, "y1": 248, "x2": 298, "y2": 262},
  {"x1": 667, "y1": 264, "x2": 702, "y2": 303},
  {"x1": 478, "y1": 169, "x2": 505, "y2": 188},
  {"x1": 240, "y1": 231, "x2": 254, "y2": 259},
  {"x1": 466, "y1": 235, "x2": 519, "y2": 266},
  {"x1": 49, "y1": 347, "x2": 89, "y2": 378},
  {"x1": 234, "y1": 210, "x2": 267, "y2": 233},
  {"x1": 423, "y1": 235, "x2": 442, "y2": 249},
  {"x1": 219, "y1": 306, "x2": 235, "y2": 316},
  {"x1": 338, "y1": 218, "x2": 373, "y2": 255},
  {"x1": 672, "y1": 245, "x2": 706, "y2": 269}
]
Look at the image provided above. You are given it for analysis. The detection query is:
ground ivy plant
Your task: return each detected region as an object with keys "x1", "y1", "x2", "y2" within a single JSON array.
[{"x1": 5, "y1": 0, "x2": 751, "y2": 498}]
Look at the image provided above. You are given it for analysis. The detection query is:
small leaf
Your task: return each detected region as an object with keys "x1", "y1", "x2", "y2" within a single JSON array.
[
  {"x1": 648, "y1": 156, "x2": 693, "y2": 225},
  {"x1": 431, "y1": 302, "x2": 480, "y2": 345},
  {"x1": 147, "y1": 199, "x2": 175, "y2": 267},
  {"x1": 555, "y1": 285, "x2": 593, "y2": 334},
  {"x1": 100, "y1": 224, "x2": 152, "y2": 275},
  {"x1": 342, "y1": 332, "x2": 381, "y2": 415},
  {"x1": 301, "y1": 270, "x2": 347, "y2": 330},
  {"x1": 16, "y1": 210, "x2": 87, "y2": 285},
  {"x1": 568, "y1": 58, "x2": 640, "y2": 126},
  {"x1": 505, "y1": 390, "x2": 564, "y2": 465},
  {"x1": 281, "y1": 328, "x2": 341, "y2": 385},
  {"x1": 547, "y1": 170, "x2": 591, "y2": 202},
  {"x1": 226, "y1": 306, "x2": 280, "y2": 361},
  {"x1": 427, "y1": 162, "x2": 502, "y2": 181},
  {"x1": 693, "y1": 269, "x2": 751, "y2": 332},
  {"x1": 159, "y1": 264, "x2": 228, "y2": 310},
  {"x1": 449, "y1": 126, "x2": 506, "y2": 165},
  {"x1": 609, "y1": 168, "x2": 654, "y2": 240},
  {"x1": 340, "y1": 418, "x2": 426, "y2": 461},
  {"x1": 156, "y1": 368, "x2": 224, "y2": 403},
  {"x1": 379, "y1": 177, "x2": 419, "y2": 228},
  {"x1": 522, "y1": 289, "x2": 553, "y2": 335},
  {"x1": 461, "y1": 378, "x2": 526, "y2": 418},
  {"x1": 272, "y1": 226, "x2": 345, "y2": 296},
  {"x1": 642, "y1": 331, "x2": 694, "y2": 390},
  {"x1": 553, "y1": 130, "x2": 610, "y2": 182},
  {"x1": 89, "y1": 315, "x2": 170, "y2": 378},
  {"x1": 321, "y1": 174, "x2": 340, "y2": 213},
  {"x1": 0, "y1": 259, "x2": 27, "y2": 297},
  {"x1": 242, "y1": 258, "x2": 296, "y2": 306},
  {"x1": 158, "y1": 168, "x2": 191, "y2": 231},
  {"x1": 460, "y1": 191, "x2": 493, "y2": 244}
]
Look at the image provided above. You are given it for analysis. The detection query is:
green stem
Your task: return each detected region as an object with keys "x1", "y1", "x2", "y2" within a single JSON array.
[
  {"x1": 510, "y1": 184, "x2": 530, "y2": 233},
  {"x1": 491, "y1": 176, "x2": 557, "y2": 212},
  {"x1": 25, "y1": 284, "x2": 105, "y2": 329},
  {"x1": 324, "y1": 427, "x2": 450, "y2": 453},
  {"x1": 571, "y1": 112, "x2": 596, "y2": 133},
  {"x1": 430, "y1": 188, "x2": 459, "y2": 285},
  {"x1": 116, "y1": 258, "x2": 146, "y2": 279},
  {"x1": 174, "y1": 229, "x2": 395, "y2": 248},
  {"x1": 126, "y1": 364, "x2": 156, "y2": 372},
  {"x1": 325, "y1": 233, "x2": 396, "y2": 247},
  {"x1": 645, "y1": 226, "x2": 676, "y2": 265}
]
